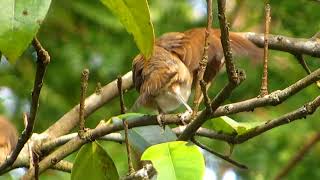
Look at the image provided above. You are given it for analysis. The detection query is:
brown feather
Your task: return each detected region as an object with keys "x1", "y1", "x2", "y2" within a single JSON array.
[
  {"x1": 132, "y1": 28, "x2": 262, "y2": 112},
  {"x1": 0, "y1": 116, "x2": 18, "y2": 162}
]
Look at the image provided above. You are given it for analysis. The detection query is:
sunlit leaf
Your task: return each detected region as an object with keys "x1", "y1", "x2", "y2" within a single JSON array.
[
  {"x1": 0, "y1": 0, "x2": 51, "y2": 63},
  {"x1": 141, "y1": 141, "x2": 205, "y2": 180},
  {"x1": 71, "y1": 142, "x2": 119, "y2": 180},
  {"x1": 100, "y1": 0, "x2": 155, "y2": 59}
]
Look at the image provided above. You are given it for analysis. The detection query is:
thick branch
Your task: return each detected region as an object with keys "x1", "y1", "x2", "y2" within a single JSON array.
[
  {"x1": 41, "y1": 133, "x2": 123, "y2": 154},
  {"x1": 232, "y1": 95, "x2": 320, "y2": 144},
  {"x1": 243, "y1": 32, "x2": 320, "y2": 58}
]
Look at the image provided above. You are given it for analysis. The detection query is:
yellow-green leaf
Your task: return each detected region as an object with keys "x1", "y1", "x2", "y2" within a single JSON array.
[
  {"x1": 100, "y1": 0, "x2": 155, "y2": 59},
  {"x1": 205, "y1": 116, "x2": 264, "y2": 135},
  {"x1": 141, "y1": 141, "x2": 205, "y2": 180},
  {"x1": 0, "y1": 0, "x2": 51, "y2": 63}
]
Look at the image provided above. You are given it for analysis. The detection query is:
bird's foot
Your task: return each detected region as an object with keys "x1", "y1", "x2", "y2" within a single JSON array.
[
  {"x1": 178, "y1": 110, "x2": 192, "y2": 125},
  {"x1": 156, "y1": 114, "x2": 165, "y2": 133}
]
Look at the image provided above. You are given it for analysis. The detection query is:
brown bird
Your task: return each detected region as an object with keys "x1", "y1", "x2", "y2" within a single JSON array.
[
  {"x1": 132, "y1": 28, "x2": 262, "y2": 118},
  {"x1": 0, "y1": 116, "x2": 18, "y2": 163}
]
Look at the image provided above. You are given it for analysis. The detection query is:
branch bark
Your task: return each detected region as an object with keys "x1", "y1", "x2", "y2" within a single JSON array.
[
  {"x1": 44, "y1": 71, "x2": 133, "y2": 138},
  {"x1": 0, "y1": 38, "x2": 50, "y2": 173}
]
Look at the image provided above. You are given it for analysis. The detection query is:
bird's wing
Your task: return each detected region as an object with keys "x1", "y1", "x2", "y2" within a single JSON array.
[{"x1": 132, "y1": 46, "x2": 180, "y2": 106}]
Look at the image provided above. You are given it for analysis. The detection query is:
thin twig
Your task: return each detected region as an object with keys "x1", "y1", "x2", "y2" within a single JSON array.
[
  {"x1": 123, "y1": 120, "x2": 134, "y2": 174},
  {"x1": 294, "y1": 54, "x2": 320, "y2": 88},
  {"x1": 0, "y1": 37, "x2": 50, "y2": 173},
  {"x1": 117, "y1": 76, "x2": 127, "y2": 114},
  {"x1": 193, "y1": 0, "x2": 213, "y2": 115},
  {"x1": 274, "y1": 132, "x2": 320, "y2": 180},
  {"x1": 217, "y1": 0, "x2": 238, "y2": 83},
  {"x1": 117, "y1": 75, "x2": 133, "y2": 173},
  {"x1": 294, "y1": 54, "x2": 312, "y2": 74},
  {"x1": 200, "y1": 80, "x2": 212, "y2": 114},
  {"x1": 79, "y1": 69, "x2": 89, "y2": 135},
  {"x1": 44, "y1": 71, "x2": 133, "y2": 138},
  {"x1": 32, "y1": 150, "x2": 39, "y2": 180},
  {"x1": 191, "y1": 138, "x2": 248, "y2": 169},
  {"x1": 260, "y1": 2, "x2": 271, "y2": 96}
]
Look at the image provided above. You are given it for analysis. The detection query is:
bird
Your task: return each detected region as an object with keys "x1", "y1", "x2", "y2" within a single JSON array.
[
  {"x1": 0, "y1": 116, "x2": 18, "y2": 163},
  {"x1": 132, "y1": 28, "x2": 262, "y2": 121}
]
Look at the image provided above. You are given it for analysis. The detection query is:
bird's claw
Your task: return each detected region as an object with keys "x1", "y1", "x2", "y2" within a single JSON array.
[
  {"x1": 156, "y1": 114, "x2": 165, "y2": 133},
  {"x1": 178, "y1": 110, "x2": 192, "y2": 125}
]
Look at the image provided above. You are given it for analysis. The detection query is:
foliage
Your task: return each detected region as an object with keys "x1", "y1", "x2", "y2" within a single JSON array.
[
  {"x1": 100, "y1": 0, "x2": 155, "y2": 59},
  {"x1": 141, "y1": 141, "x2": 205, "y2": 180},
  {"x1": 0, "y1": 0, "x2": 51, "y2": 63},
  {"x1": 71, "y1": 141, "x2": 119, "y2": 180}
]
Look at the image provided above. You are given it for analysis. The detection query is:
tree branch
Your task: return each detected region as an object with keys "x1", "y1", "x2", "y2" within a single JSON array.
[
  {"x1": 193, "y1": 0, "x2": 213, "y2": 114},
  {"x1": 178, "y1": 70, "x2": 246, "y2": 141},
  {"x1": 79, "y1": 69, "x2": 89, "y2": 134},
  {"x1": 259, "y1": 2, "x2": 271, "y2": 96},
  {"x1": 217, "y1": 0, "x2": 238, "y2": 83},
  {"x1": 44, "y1": 71, "x2": 133, "y2": 138},
  {"x1": 43, "y1": 31, "x2": 320, "y2": 139},
  {"x1": 191, "y1": 138, "x2": 248, "y2": 169},
  {"x1": 242, "y1": 32, "x2": 320, "y2": 58},
  {"x1": 0, "y1": 38, "x2": 50, "y2": 173}
]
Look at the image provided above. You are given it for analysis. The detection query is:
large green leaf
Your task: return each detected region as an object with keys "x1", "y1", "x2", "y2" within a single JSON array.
[
  {"x1": 71, "y1": 142, "x2": 119, "y2": 180},
  {"x1": 0, "y1": 0, "x2": 51, "y2": 63},
  {"x1": 100, "y1": 0, "x2": 154, "y2": 59},
  {"x1": 109, "y1": 113, "x2": 177, "y2": 153},
  {"x1": 128, "y1": 125, "x2": 177, "y2": 154},
  {"x1": 205, "y1": 116, "x2": 264, "y2": 135},
  {"x1": 141, "y1": 141, "x2": 205, "y2": 180}
]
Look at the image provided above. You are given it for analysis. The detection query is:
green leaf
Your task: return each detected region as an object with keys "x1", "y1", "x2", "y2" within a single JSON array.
[
  {"x1": 0, "y1": 0, "x2": 51, "y2": 63},
  {"x1": 71, "y1": 142, "x2": 119, "y2": 180},
  {"x1": 100, "y1": 0, "x2": 155, "y2": 59},
  {"x1": 128, "y1": 125, "x2": 177, "y2": 154},
  {"x1": 205, "y1": 116, "x2": 264, "y2": 135},
  {"x1": 109, "y1": 112, "x2": 146, "y2": 124},
  {"x1": 141, "y1": 141, "x2": 205, "y2": 180}
]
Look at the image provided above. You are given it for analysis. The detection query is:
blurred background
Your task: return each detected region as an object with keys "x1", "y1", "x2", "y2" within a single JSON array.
[{"x1": 0, "y1": 0, "x2": 319, "y2": 179}]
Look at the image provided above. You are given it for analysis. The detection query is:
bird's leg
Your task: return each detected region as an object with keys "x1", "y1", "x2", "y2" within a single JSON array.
[
  {"x1": 156, "y1": 107, "x2": 165, "y2": 132},
  {"x1": 173, "y1": 92, "x2": 193, "y2": 125}
]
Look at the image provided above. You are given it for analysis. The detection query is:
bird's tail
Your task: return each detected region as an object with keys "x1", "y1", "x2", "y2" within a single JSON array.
[{"x1": 229, "y1": 31, "x2": 263, "y2": 63}]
